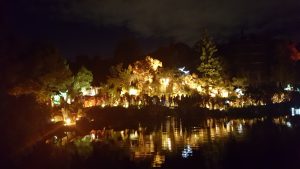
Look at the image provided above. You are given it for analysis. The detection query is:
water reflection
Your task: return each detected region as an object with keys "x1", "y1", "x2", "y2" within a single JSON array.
[{"x1": 70, "y1": 116, "x2": 290, "y2": 167}]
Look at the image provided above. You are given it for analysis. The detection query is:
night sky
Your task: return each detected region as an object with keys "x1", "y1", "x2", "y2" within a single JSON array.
[{"x1": 2, "y1": 0, "x2": 300, "y2": 58}]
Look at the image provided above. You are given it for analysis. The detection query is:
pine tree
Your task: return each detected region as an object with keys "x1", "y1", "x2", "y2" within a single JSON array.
[{"x1": 196, "y1": 34, "x2": 223, "y2": 86}]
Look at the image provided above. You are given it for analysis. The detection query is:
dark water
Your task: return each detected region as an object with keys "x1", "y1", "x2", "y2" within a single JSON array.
[
  {"x1": 36, "y1": 115, "x2": 300, "y2": 169},
  {"x1": 18, "y1": 115, "x2": 300, "y2": 169}
]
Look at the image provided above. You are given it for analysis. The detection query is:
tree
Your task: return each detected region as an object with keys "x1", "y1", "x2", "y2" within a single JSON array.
[
  {"x1": 106, "y1": 63, "x2": 132, "y2": 99},
  {"x1": 196, "y1": 34, "x2": 223, "y2": 88},
  {"x1": 9, "y1": 45, "x2": 73, "y2": 104},
  {"x1": 73, "y1": 66, "x2": 93, "y2": 93}
]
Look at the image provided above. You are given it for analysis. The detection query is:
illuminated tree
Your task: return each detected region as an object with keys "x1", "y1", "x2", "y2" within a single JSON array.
[
  {"x1": 131, "y1": 56, "x2": 162, "y2": 96},
  {"x1": 105, "y1": 56, "x2": 165, "y2": 105},
  {"x1": 73, "y1": 66, "x2": 93, "y2": 93},
  {"x1": 196, "y1": 34, "x2": 223, "y2": 86},
  {"x1": 107, "y1": 63, "x2": 132, "y2": 99}
]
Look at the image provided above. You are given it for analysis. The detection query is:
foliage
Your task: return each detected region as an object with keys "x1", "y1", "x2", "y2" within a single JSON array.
[
  {"x1": 73, "y1": 66, "x2": 93, "y2": 92},
  {"x1": 107, "y1": 63, "x2": 132, "y2": 98},
  {"x1": 196, "y1": 34, "x2": 223, "y2": 86},
  {"x1": 107, "y1": 56, "x2": 163, "y2": 97},
  {"x1": 9, "y1": 46, "x2": 73, "y2": 103}
]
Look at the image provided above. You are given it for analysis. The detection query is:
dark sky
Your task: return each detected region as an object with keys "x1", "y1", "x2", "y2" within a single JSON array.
[{"x1": 2, "y1": 0, "x2": 300, "y2": 58}]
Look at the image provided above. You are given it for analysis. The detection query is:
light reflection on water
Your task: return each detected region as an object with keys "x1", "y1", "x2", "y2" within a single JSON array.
[{"x1": 82, "y1": 116, "x2": 290, "y2": 167}]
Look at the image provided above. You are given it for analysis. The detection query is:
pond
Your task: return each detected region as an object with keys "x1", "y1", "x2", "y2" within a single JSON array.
[{"x1": 37, "y1": 114, "x2": 300, "y2": 169}]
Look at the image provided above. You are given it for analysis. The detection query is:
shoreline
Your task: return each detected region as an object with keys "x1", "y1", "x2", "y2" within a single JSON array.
[{"x1": 76, "y1": 102, "x2": 292, "y2": 130}]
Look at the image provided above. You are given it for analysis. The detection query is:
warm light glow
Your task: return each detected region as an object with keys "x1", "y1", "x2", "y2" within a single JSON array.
[
  {"x1": 72, "y1": 56, "x2": 267, "y2": 110},
  {"x1": 81, "y1": 87, "x2": 98, "y2": 96},
  {"x1": 91, "y1": 133, "x2": 96, "y2": 140},
  {"x1": 210, "y1": 88, "x2": 218, "y2": 97},
  {"x1": 64, "y1": 118, "x2": 74, "y2": 126},
  {"x1": 65, "y1": 118, "x2": 71, "y2": 125},
  {"x1": 130, "y1": 131, "x2": 138, "y2": 140},
  {"x1": 160, "y1": 78, "x2": 170, "y2": 87},
  {"x1": 83, "y1": 99, "x2": 98, "y2": 108},
  {"x1": 146, "y1": 56, "x2": 162, "y2": 71},
  {"x1": 123, "y1": 101, "x2": 129, "y2": 108},
  {"x1": 220, "y1": 89, "x2": 229, "y2": 98},
  {"x1": 129, "y1": 88, "x2": 139, "y2": 96},
  {"x1": 152, "y1": 153, "x2": 165, "y2": 167}
]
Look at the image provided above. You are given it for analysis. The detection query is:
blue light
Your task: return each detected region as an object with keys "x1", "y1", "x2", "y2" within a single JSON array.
[
  {"x1": 291, "y1": 107, "x2": 300, "y2": 116},
  {"x1": 182, "y1": 145, "x2": 193, "y2": 158}
]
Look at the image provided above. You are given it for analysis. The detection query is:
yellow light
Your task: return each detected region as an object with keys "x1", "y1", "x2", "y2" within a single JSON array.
[
  {"x1": 160, "y1": 78, "x2": 170, "y2": 87},
  {"x1": 220, "y1": 89, "x2": 229, "y2": 98},
  {"x1": 210, "y1": 93, "x2": 216, "y2": 97},
  {"x1": 196, "y1": 86, "x2": 202, "y2": 92},
  {"x1": 129, "y1": 88, "x2": 139, "y2": 96},
  {"x1": 123, "y1": 102, "x2": 129, "y2": 108},
  {"x1": 210, "y1": 88, "x2": 218, "y2": 97},
  {"x1": 120, "y1": 89, "x2": 127, "y2": 96},
  {"x1": 146, "y1": 56, "x2": 162, "y2": 71},
  {"x1": 113, "y1": 100, "x2": 119, "y2": 106},
  {"x1": 64, "y1": 118, "x2": 72, "y2": 126}
]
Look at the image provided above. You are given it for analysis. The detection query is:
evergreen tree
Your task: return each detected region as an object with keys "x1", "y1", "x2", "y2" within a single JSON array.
[{"x1": 196, "y1": 34, "x2": 223, "y2": 86}]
